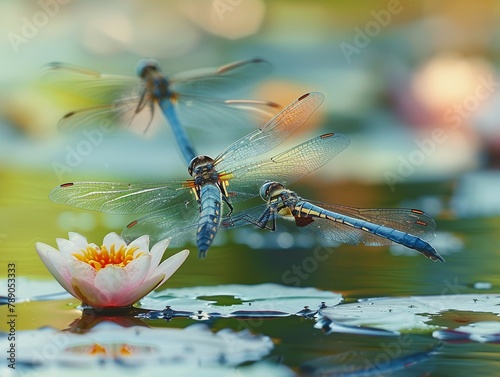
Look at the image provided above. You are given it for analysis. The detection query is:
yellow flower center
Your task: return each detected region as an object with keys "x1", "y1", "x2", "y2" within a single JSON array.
[{"x1": 73, "y1": 244, "x2": 144, "y2": 271}]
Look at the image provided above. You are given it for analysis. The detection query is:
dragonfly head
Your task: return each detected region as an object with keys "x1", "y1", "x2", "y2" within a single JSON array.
[
  {"x1": 188, "y1": 156, "x2": 215, "y2": 177},
  {"x1": 260, "y1": 181, "x2": 285, "y2": 201},
  {"x1": 135, "y1": 59, "x2": 160, "y2": 78}
]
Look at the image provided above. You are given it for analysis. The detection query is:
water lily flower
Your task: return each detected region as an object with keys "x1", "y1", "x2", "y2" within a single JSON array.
[{"x1": 35, "y1": 232, "x2": 189, "y2": 308}]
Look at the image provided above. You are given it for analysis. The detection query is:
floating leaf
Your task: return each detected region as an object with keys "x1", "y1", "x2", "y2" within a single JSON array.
[
  {"x1": 433, "y1": 321, "x2": 500, "y2": 343},
  {"x1": 141, "y1": 283, "x2": 342, "y2": 318},
  {"x1": 320, "y1": 294, "x2": 500, "y2": 333}
]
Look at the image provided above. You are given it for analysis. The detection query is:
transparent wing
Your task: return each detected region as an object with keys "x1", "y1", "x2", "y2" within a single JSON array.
[
  {"x1": 215, "y1": 92, "x2": 324, "y2": 170},
  {"x1": 49, "y1": 181, "x2": 193, "y2": 214},
  {"x1": 41, "y1": 62, "x2": 139, "y2": 102},
  {"x1": 56, "y1": 97, "x2": 158, "y2": 134},
  {"x1": 225, "y1": 133, "x2": 351, "y2": 201},
  {"x1": 42, "y1": 62, "x2": 156, "y2": 133},
  {"x1": 174, "y1": 95, "x2": 280, "y2": 130},
  {"x1": 220, "y1": 204, "x2": 270, "y2": 229},
  {"x1": 169, "y1": 58, "x2": 272, "y2": 97},
  {"x1": 56, "y1": 104, "x2": 117, "y2": 132},
  {"x1": 299, "y1": 202, "x2": 437, "y2": 244},
  {"x1": 121, "y1": 202, "x2": 200, "y2": 245}
]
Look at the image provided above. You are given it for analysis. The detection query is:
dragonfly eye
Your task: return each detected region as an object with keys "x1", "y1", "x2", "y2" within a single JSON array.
[
  {"x1": 188, "y1": 156, "x2": 214, "y2": 176},
  {"x1": 259, "y1": 181, "x2": 274, "y2": 200},
  {"x1": 260, "y1": 181, "x2": 285, "y2": 201},
  {"x1": 135, "y1": 59, "x2": 160, "y2": 78}
]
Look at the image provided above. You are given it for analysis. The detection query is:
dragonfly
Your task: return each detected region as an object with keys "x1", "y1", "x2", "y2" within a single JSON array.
[
  {"x1": 42, "y1": 58, "x2": 280, "y2": 164},
  {"x1": 50, "y1": 92, "x2": 351, "y2": 258},
  {"x1": 222, "y1": 181, "x2": 444, "y2": 262}
]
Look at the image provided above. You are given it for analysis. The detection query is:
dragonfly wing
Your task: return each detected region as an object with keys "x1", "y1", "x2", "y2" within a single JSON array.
[
  {"x1": 292, "y1": 214, "x2": 396, "y2": 246},
  {"x1": 310, "y1": 202, "x2": 437, "y2": 242},
  {"x1": 220, "y1": 204, "x2": 271, "y2": 229},
  {"x1": 225, "y1": 133, "x2": 351, "y2": 201},
  {"x1": 41, "y1": 62, "x2": 140, "y2": 102},
  {"x1": 57, "y1": 104, "x2": 117, "y2": 133},
  {"x1": 121, "y1": 203, "x2": 199, "y2": 246},
  {"x1": 169, "y1": 58, "x2": 272, "y2": 96},
  {"x1": 49, "y1": 181, "x2": 193, "y2": 214},
  {"x1": 56, "y1": 95, "x2": 152, "y2": 133},
  {"x1": 215, "y1": 92, "x2": 324, "y2": 170},
  {"x1": 43, "y1": 63, "x2": 156, "y2": 134},
  {"x1": 173, "y1": 95, "x2": 280, "y2": 131}
]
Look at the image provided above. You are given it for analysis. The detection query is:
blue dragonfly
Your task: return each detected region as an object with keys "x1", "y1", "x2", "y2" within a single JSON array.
[
  {"x1": 49, "y1": 93, "x2": 351, "y2": 258},
  {"x1": 42, "y1": 58, "x2": 279, "y2": 164},
  {"x1": 222, "y1": 181, "x2": 444, "y2": 262}
]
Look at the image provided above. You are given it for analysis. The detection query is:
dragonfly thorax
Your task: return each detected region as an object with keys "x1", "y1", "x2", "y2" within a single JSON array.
[
  {"x1": 260, "y1": 181, "x2": 299, "y2": 214},
  {"x1": 137, "y1": 61, "x2": 171, "y2": 99}
]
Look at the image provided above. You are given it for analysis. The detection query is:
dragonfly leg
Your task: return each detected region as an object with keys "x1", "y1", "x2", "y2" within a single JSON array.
[
  {"x1": 142, "y1": 101, "x2": 155, "y2": 134},
  {"x1": 264, "y1": 217, "x2": 277, "y2": 231},
  {"x1": 241, "y1": 214, "x2": 266, "y2": 228},
  {"x1": 222, "y1": 195, "x2": 234, "y2": 216},
  {"x1": 251, "y1": 208, "x2": 276, "y2": 231},
  {"x1": 135, "y1": 90, "x2": 149, "y2": 113}
]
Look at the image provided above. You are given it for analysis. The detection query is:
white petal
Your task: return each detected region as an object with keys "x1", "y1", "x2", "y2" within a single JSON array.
[
  {"x1": 128, "y1": 235, "x2": 150, "y2": 253},
  {"x1": 67, "y1": 258, "x2": 97, "y2": 283},
  {"x1": 122, "y1": 273, "x2": 165, "y2": 306},
  {"x1": 56, "y1": 238, "x2": 78, "y2": 259},
  {"x1": 35, "y1": 242, "x2": 60, "y2": 260},
  {"x1": 148, "y1": 238, "x2": 171, "y2": 275},
  {"x1": 68, "y1": 232, "x2": 89, "y2": 250},
  {"x1": 153, "y1": 249, "x2": 190, "y2": 286},
  {"x1": 102, "y1": 232, "x2": 126, "y2": 249},
  {"x1": 123, "y1": 254, "x2": 151, "y2": 289},
  {"x1": 71, "y1": 276, "x2": 110, "y2": 307},
  {"x1": 35, "y1": 242, "x2": 77, "y2": 296},
  {"x1": 94, "y1": 266, "x2": 129, "y2": 303}
]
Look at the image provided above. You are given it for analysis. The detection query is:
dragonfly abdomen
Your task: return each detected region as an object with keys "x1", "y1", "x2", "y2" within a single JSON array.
[
  {"x1": 299, "y1": 202, "x2": 443, "y2": 262},
  {"x1": 364, "y1": 224, "x2": 442, "y2": 261},
  {"x1": 159, "y1": 99, "x2": 197, "y2": 163},
  {"x1": 295, "y1": 201, "x2": 324, "y2": 218},
  {"x1": 197, "y1": 184, "x2": 223, "y2": 258}
]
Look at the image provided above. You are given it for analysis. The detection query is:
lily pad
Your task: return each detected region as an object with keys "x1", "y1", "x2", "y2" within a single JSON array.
[
  {"x1": 433, "y1": 321, "x2": 500, "y2": 343},
  {"x1": 1, "y1": 279, "x2": 341, "y2": 320},
  {"x1": 319, "y1": 294, "x2": 500, "y2": 333},
  {"x1": 140, "y1": 283, "x2": 342, "y2": 318}
]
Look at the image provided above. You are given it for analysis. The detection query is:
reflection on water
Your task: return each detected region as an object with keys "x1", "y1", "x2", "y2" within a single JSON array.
[
  {"x1": 300, "y1": 343, "x2": 442, "y2": 377},
  {"x1": 2, "y1": 321, "x2": 277, "y2": 375}
]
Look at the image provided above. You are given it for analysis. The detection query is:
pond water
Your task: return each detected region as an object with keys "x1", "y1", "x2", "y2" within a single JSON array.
[{"x1": 1, "y1": 168, "x2": 499, "y2": 376}]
